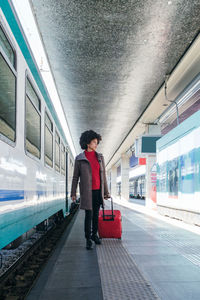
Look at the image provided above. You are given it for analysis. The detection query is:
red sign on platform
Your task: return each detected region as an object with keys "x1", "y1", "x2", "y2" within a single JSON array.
[{"x1": 139, "y1": 158, "x2": 146, "y2": 165}]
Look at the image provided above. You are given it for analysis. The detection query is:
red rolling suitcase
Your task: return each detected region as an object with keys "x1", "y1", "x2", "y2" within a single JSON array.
[{"x1": 98, "y1": 197, "x2": 122, "y2": 239}]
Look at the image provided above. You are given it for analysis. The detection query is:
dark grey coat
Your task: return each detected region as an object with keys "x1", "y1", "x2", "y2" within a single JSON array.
[{"x1": 70, "y1": 151, "x2": 110, "y2": 210}]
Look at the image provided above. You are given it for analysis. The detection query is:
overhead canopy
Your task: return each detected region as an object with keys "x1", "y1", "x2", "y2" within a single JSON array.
[{"x1": 30, "y1": 0, "x2": 200, "y2": 163}]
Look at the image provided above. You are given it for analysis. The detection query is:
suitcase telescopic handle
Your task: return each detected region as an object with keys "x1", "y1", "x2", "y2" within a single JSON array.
[{"x1": 102, "y1": 196, "x2": 114, "y2": 221}]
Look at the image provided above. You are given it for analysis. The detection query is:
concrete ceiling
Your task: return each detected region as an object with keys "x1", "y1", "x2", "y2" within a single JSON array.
[{"x1": 30, "y1": 0, "x2": 200, "y2": 163}]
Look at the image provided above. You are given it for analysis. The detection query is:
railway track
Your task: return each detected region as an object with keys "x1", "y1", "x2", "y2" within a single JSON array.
[{"x1": 0, "y1": 204, "x2": 79, "y2": 300}]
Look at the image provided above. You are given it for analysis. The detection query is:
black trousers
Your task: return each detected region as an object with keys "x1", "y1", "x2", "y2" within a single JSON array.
[{"x1": 84, "y1": 189, "x2": 102, "y2": 239}]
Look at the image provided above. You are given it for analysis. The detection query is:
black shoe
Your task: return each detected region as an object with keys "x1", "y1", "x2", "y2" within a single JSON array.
[
  {"x1": 86, "y1": 238, "x2": 93, "y2": 250},
  {"x1": 91, "y1": 234, "x2": 101, "y2": 245}
]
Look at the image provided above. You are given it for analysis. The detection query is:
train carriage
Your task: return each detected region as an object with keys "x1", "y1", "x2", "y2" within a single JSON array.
[
  {"x1": 0, "y1": 1, "x2": 73, "y2": 249},
  {"x1": 157, "y1": 109, "x2": 200, "y2": 224}
]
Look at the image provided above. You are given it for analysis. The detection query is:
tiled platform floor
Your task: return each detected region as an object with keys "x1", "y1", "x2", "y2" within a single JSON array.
[
  {"x1": 26, "y1": 201, "x2": 200, "y2": 300},
  {"x1": 114, "y1": 201, "x2": 200, "y2": 300}
]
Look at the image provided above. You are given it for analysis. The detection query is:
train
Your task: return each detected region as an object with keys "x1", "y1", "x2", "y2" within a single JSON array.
[
  {"x1": 129, "y1": 175, "x2": 146, "y2": 199},
  {"x1": 157, "y1": 108, "x2": 200, "y2": 225},
  {"x1": 0, "y1": 1, "x2": 74, "y2": 249}
]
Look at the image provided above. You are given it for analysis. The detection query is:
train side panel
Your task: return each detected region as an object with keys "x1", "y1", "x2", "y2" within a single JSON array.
[{"x1": 0, "y1": 5, "x2": 68, "y2": 249}]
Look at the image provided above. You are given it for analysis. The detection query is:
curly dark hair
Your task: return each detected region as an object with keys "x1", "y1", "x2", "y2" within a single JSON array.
[{"x1": 79, "y1": 130, "x2": 102, "y2": 150}]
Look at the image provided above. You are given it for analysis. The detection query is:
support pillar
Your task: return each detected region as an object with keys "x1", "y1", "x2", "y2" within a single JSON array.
[
  {"x1": 121, "y1": 153, "x2": 130, "y2": 201},
  {"x1": 111, "y1": 165, "x2": 117, "y2": 198},
  {"x1": 145, "y1": 155, "x2": 157, "y2": 209}
]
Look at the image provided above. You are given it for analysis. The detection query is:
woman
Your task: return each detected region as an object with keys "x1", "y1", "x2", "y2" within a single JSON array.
[{"x1": 70, "y1": 130, "x2": 110, "y2": 250}]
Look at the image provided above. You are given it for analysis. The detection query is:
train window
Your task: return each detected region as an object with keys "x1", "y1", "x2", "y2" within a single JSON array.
[
  {"x1": 26, "y1": 79, "x2": 40, "y2": 111},
  {"x1": 55, "y1": 131, "x2": 60, "y2": 172},
  {"x1": 61, "y1": 143, "x2": 65, "y2": 175},
  {"x1": 0, "y1": 24, "x2": 16, "y2": 143},
  {"x1": 0, "y1": 26, "x2": 15, "y2": 67},
  {"x1": 0, "y1": 53, "x2": 16, "y2": 142},
  {"x1": 44, "y1": 112, "x2": 53, "y2": 167},
  {"x1": 25, "y1": 78, "x2": 41, "y2": 159},
  {"x1": 45, "y1": 112, "x2": 53, "y2": 131}
]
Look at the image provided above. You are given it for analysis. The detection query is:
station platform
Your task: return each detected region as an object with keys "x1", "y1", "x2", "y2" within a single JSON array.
[{"x1": 26, "y1": 201, "x2": 200, "y2": 300}]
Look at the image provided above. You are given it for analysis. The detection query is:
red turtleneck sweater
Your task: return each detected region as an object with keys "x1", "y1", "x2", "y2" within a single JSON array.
[{"x1": 84, "y1": 150, "x2": 100, "y2": 190}]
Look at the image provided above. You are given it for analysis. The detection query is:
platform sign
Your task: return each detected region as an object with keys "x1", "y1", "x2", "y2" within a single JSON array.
[
  {"x1": 139, "y1": 158, "x2": 146, "y2": 165},
  {"x1": 135, "y1": 135, "x2": 162, "y2": 157},
  {"x1": 151, "y1": 164, "x2": 157, "y2": 184}
]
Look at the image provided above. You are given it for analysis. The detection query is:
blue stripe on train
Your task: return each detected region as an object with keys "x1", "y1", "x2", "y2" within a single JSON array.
[
  {"x1": 0, "y1": 190, "x2": 24, "y2": 201},
  {"x1": 0, "y1": 190, "x2": 62, "y2": 202}
]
